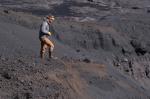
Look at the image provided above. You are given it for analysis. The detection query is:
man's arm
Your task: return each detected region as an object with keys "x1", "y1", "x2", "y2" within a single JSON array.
[{"x1": 41, "y1": 22, "x2": 51, "y2": 35}]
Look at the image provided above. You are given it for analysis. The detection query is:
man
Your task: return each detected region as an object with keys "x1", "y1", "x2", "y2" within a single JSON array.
[{"x1": 39, "y1": 16, "x2": 55, "y2": 59}]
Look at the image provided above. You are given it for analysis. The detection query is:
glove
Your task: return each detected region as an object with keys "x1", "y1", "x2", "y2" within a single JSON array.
[{"x1": 48, "y1": 32, "x2": 51, "y2": 35}]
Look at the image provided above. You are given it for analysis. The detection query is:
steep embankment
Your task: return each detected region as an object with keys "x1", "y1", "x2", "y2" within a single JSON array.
[
  {"x1": 0, "y1": 55, "x2": 149, "y2": 99},
  {"x1": 0, "y1": 8, "x2": 150, "y2": 99}
]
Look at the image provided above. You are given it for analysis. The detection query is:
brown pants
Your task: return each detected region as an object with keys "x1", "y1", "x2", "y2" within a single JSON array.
[{"x1": 40, "y1": 36, "x2": 54, "y2": 59}]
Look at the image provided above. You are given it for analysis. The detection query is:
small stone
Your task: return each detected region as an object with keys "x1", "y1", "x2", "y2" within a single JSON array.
[
  {"x1": 122, "y1": 58, "x2": 128, "y2": 62},
  {"x1": 76, "y1": 49, "x2": 80, "y2": 52},
  {"x1": 1, "y1": 57, "x2": 6, "y2": 61},
  {"x1": 14, "y1": 95, "x2": 19, "y2": 99},
  {"x1": 29, "y1": 87, "x2": 33, "y2": 91},
  {"x1": 20, "y1": 79, "x2": 24, "y2": 83},
  {"x1": 147, "y1": 10, "x2": 150, "y2": 13},
  {"x1": 2, "y1": 72, "x2": 11, "y2": 80},
  {"x1": 125, "y1": 69, "x2": 129, "y2": 73},
  {"x1": 116, "y1": 63, "x2": 121, "y2": 66},
  {"x1": 17, "y1": 59, "x2": 25, "y2": 64},
  {"x1": 83, "y1": 58, "x2": 91, "y2": 63},
  {"x1": 44, "y1": 76, "x2": 48, "y2": 80},
  {"x1": 87, "y1": 0, "x2": 93, "y2": 2},
  {"x1": 26, "y1": 92, "x2": 32, "y2": 99},
  {"x1": 89, "y1": 81, "x2": 92, "y2": 84},
  {"x1": 131, "y1": 7, "x2": 140, "y2": 9},
  {"x1": 29, "y1": 82, "x2": 32, "y2": 86},
  {"x1": 3, "y1": 10, "x2": 9, "y2": 14}
]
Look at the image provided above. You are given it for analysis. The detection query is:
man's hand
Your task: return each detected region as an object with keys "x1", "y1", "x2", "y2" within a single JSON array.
[{"x1": 48, "y1": 32, "x2": 51, "y2": 35}]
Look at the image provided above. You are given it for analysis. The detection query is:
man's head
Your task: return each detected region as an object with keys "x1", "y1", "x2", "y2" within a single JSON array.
[{"x1": 46, "y1": 16, "x2": 55, "y2": 24}]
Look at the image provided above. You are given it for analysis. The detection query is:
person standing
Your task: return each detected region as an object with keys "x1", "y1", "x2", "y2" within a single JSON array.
[{"x1": 39, "y1": 16, "x2": 55, "y2": 59}]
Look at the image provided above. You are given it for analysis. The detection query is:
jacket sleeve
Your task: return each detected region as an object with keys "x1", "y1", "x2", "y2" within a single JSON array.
[{"x1": 41, "y1": 22, "x2": 49, "y2": 35}]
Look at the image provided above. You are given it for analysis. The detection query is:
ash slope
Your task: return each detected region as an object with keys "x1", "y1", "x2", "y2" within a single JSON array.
[
  {"x1": 0, "y1": 0, "x2": 150, "y2": 98},
  {"x1": 0, "y1": 8, "x2": 150, "y2": 99}
]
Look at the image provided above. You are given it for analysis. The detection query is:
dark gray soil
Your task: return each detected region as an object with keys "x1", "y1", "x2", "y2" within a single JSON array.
[{"x1": 0, "y1": 0, "x2": 150, "y2": 99}]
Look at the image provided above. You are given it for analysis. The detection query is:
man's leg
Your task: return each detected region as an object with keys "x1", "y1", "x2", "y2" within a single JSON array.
[
  {"x1": 42, "y1": 37, "x2": 54, "y2": 58},
  {"x1": 43, "y1": 37, "x2": 54, "y2": 48},
  {"x1": 40, "y1": 41, "x2": 47, "y2": 59},
  {"x1": 49, "y1": 47, "x2": 52, "y2": 58}
]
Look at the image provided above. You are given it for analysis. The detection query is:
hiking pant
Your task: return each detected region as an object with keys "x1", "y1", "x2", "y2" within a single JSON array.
[{"x1": 40, "y1": 36, "x2": 54, "y2": 59}]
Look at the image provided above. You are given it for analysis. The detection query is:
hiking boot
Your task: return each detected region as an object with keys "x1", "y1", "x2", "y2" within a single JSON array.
[{"x1": 50, "y1": 55, "x2": 58, "y2": 60}]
